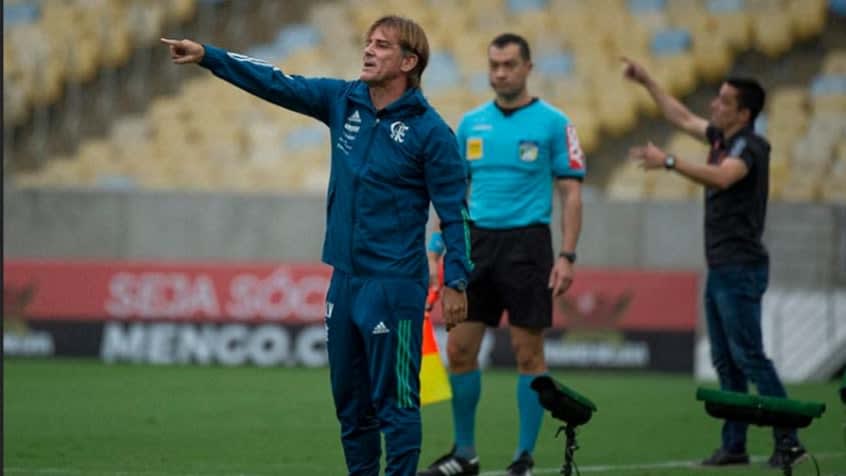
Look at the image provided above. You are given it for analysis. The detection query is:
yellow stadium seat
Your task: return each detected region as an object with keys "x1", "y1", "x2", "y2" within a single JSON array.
[
  {"x1": 595, "y1": 83, "x2": 638, "y2": 137},
  {"x1": 657, "y1": 54, "x2": 698, "y2": 97},
  {"x1": 100, "y1": 19, "x2": 133, "y2": 69},
  {"x1": 819, "y1": 177, "x2": 846, "y2": 203},
  {"x1": 752, "y1": 12, "x2": 794, "y2": 58},
  {"x1": 777, "y1": 174, "x2": 820, "y2": 202},
  {"x1": 822, "y1": 50, "x2": 846, "y2": 74},
  {"x1": 167, "y1": 0, "x2": 197, "y2": 24},
  {"x1": 789, "y1": 0, "x2": 828, "y2": 41},
  {"x1": 692, "y1": 32, "x2": 733, "y2": 83},
  {"x1": 714, "y1": 10, "x2": 753, "y2": 52},
  {"x1": 606, "y1": 160, "x2": 650, "y2": 201},
  {"x1": 549, "y1": 77, "x2": 595, "y2": 111},
  {"x1": 650, "y1": 171, "x2": 694, "y2": 201},
  {"x1": 667, "y1": 0, "x2": 705, "y2": 25}
]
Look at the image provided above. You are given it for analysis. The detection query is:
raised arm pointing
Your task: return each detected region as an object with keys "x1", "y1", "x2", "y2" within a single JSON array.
[
  {"x1": 622, "y1": 56, "x2": 708, "y2": 141},
  {"x1": 161, "y1": 38, "x2": 205, "y2": 64}
]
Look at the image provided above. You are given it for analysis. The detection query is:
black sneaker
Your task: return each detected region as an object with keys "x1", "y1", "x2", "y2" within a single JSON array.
[
  {"x1": 505, "y1": 451, "x2": 534, "y2": 476},
  {"x1": 701, "y1": 448, "x2": 750, "y2": 466},
  {"x1": 767, "y1": 446, "x2": 807, "y2": 468},
  {"x1": 417, "y1": 447, "x2": 480, "y2": 476}
]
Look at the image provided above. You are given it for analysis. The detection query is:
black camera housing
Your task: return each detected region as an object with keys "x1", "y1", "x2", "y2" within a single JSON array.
[{"x1": 531, "y1": 376, "x2": 597, "y2": 427}]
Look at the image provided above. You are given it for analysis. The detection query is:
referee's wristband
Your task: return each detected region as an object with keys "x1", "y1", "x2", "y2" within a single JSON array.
[
  {"x1": 559, "y1": 251, "x2": 577, "y2": 263},
  {"x1": 427, "y1": 231, "x2": 445, "y2": 256}
]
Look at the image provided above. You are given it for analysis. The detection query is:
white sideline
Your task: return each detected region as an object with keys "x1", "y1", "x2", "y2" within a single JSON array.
[
  {"x1": 4, "y1": 451, "x2": 844, "y2": 476},
  {"x1": 478, "y1": 451, "x2": 845, "y2": 475}
]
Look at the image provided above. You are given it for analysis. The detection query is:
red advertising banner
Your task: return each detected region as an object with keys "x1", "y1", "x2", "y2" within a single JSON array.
[{"x1": 4, "y1": 260, "x2": 698, "y2": 330}]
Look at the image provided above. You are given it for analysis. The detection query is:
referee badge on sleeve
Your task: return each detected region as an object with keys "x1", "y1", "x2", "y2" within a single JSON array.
[{"x1": 467, "y1": 137, "x2": 483, "y2": 160}]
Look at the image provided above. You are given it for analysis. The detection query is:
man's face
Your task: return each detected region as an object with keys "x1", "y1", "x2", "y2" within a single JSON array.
[
  {"x1": 360, "y1": 26, "x2": 409, "y2": 86},
  {"x1": 709, "y1": 83, "x2": 748, "y2": 130},
  {"x1": 488, "y1": 43, "x2": 531, "y2": 100}
]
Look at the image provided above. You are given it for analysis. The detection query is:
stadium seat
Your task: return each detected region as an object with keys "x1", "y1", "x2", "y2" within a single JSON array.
[
  {"x1": 692, "y1": 33, "x2": 734, "y2": 83},
  {"x1": 790, "y1": 0, "x2": 829, "y2": 41},
  {"x1": 595, "y1": 80, "x2": 638, "y2": 136},
  {"x1": 650, "y1": 170, "x2": 694, "y2": 200},
  {"x1": 606, "y1": 159, "x2": 649, "y2": 201},
  {"x1": 752, "y1": 11, "x2": 794, "y2": 58},
  {"x1": 3, "y1": 1, "x2": 39, "y2": 28},
  {"x1": 10, "y1": 0, "x2": 837, "y2": 195},
  {"x1": 425, "y1": 51, "x2": 462, "y2": 92},
  {"x1": 822, "y1": 49, "x2": 846, "y2": 74},
  {"x1": 507, "y1": 0, "x2": 549, "y2": 14},
  {"x1": 707, "y1": 4, "x2": 751, "y2": 52}
]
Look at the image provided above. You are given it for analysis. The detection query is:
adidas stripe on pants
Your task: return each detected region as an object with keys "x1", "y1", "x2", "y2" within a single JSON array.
[{"x1": 325, "y1": 269, "x2": 426, "y2": 476}]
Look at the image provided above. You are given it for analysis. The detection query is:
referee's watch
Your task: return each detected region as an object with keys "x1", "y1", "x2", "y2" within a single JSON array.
[
  {"x1": 559, "y1": 251, "x2": 577, "y2": 264},
  {"x1": 663, "y1": 154, "x2": 676, "y2": 170}
]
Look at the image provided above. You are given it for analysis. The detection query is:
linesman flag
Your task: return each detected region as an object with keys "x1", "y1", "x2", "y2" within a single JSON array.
[{"x1": 419, "y1": 274, "x2": 452, "y2": 405}]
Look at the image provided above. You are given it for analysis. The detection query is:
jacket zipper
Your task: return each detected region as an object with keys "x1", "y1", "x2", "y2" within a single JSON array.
[{"x1": 349, "y1": 109, "x2": 385, "y2": 275}]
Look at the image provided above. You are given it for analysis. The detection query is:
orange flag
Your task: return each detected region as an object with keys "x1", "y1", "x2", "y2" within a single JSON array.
[{"x1": 419, "y1": 267, "x2": 452, "y2": 405}]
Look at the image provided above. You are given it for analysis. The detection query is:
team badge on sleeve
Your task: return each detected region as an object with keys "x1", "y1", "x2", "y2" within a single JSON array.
[
  {"x1": 566, "y1": 125, "x2": 585, "y2": 170},
  {"x1": 519, "y1": 140, "x2": 539, "y2": 162},
  {"x1": 467, "y1": 137, "x2": 483, "y2": 160}
]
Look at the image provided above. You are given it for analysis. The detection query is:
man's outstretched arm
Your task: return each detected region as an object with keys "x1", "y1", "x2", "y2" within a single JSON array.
[
  {"x1": 160, "y1": 38, "x2": 343, "y2": 123},
  {"x1": 622, "y1": 56, "x2": 709, "y2": 142}
]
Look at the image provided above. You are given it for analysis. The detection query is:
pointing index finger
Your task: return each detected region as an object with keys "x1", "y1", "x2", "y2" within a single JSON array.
[{"x1": 160, "y1": 38, "x2": 180, "y2": 46}]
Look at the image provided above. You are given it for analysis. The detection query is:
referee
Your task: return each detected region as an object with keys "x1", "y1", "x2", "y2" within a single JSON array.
[{"x1": 420, "y1": 33, "x2": 585, "y2": 476}]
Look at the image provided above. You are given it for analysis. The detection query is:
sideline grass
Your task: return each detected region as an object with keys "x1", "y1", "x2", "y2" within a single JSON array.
[{"x1": 4, "y1": 359, "x2": 844, "y2": 475}]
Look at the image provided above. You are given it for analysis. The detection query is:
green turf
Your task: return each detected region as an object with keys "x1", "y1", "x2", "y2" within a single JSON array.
[{"x1": 4, "y1": 359, "x2": 844, "y2": 475}]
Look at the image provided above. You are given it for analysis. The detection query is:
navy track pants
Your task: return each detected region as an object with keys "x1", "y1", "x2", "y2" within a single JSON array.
[{"x1": 325, "y1": 269, "x2": 426, "y2": 476}]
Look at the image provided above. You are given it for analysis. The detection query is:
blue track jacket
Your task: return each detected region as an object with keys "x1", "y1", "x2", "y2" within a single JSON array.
[{"x1": 199, "y1": 45, "x2": 471, "y2": 285}]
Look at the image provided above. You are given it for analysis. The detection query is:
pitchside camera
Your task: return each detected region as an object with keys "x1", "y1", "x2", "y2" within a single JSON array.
[
  {"x1": 531, "y1": 376, "x2": 597, "y2": 476},
  {"x1": 531, "y1": 375, "x2": 596, "y2": 426},
  {"x1": 696, "y1": 387, "x2": 825, "y2": 476}
]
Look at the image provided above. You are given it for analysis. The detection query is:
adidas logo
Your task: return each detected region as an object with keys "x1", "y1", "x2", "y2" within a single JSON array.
[
  {"x1": 372, "y1": 321, "x2": 390, "y2": 335},
  {"x1": 348, "y1": 110, "x2": 361, "y2": 123}
]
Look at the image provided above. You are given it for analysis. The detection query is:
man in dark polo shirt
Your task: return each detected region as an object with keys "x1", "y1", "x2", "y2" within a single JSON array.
[{"x1": 621, "y1": 57, "x2": 806, "y2": 469}]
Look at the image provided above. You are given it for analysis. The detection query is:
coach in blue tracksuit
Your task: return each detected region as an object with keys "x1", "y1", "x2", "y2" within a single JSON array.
[{"x1": 162, "y1": 15, "x2": 472, "y2": 476}]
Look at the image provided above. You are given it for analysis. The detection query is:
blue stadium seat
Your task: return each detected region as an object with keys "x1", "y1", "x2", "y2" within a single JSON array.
[
  {"x1": 536, "y1": 52, "x2": 574, "y2": 77},
  {"x1": 466, "y1": 72, "x2": 490, "y2": 96},
  {"x1": 628, "y1": 0, "x2": 666, "y2": 13},
  {"x1": 811, "y1": 74, "x2": 846, "y2": 95},
  {"x1": 244, "y1": 44, "x2": 286, "y2": 62},
  {"x1": 754, "y1": 113, "x2": 768, "y2": 137},
  {"x1": 425, "y1": 51, "x2": 462, "y2": 91},
  {"x1": 650, "y1": 29, "x2": 692, "y2": 56},
  {"x1": 246, "y1": 24, "x2": 321, "y2": 63},
  {"x1": 507, "y1": 0, "x2": 548, "y2": 13},
  {"x1": 707, "y1": 0, "x2": 744, "y2": 13},
  {"x1": 275, "y1": 24, "x2": 321, "y2": 58},
  {"x1": 286, "y1": 125, "x2": 327, "y2": 152},
  {"x1": 3, "y1": 2, "x2": 40, "y2": 27},
  {"x1": 830, "y1": 0, "x2": 846, "y2": 16}
]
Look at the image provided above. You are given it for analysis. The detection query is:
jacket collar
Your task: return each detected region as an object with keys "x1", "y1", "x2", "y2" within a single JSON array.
[{"x1": 348, "y1": 81, "x2": 428, "y2": 117}]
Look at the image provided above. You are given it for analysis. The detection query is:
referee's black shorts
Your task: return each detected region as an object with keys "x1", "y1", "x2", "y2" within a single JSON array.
[{"x1": 466, "y1": 223, "x2": 553, "y2": 329}]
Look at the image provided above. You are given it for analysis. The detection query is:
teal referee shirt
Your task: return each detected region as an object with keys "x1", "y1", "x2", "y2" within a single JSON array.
[{"x1": 456, "y1": 98, "x2": 586, "y2": 229}]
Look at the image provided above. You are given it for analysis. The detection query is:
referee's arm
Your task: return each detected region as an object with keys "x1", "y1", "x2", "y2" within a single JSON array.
[
  {"x1": 550, "y1": 177, "x2": 582, "y2": 296},
  {"x1": 556, "y1": 177, "x2": 582, "y2": 259}
]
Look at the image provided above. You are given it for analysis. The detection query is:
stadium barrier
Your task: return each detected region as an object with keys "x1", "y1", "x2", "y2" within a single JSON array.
[{"x1": 4, "y1": 260, "x2": 698, "y2": 372}]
